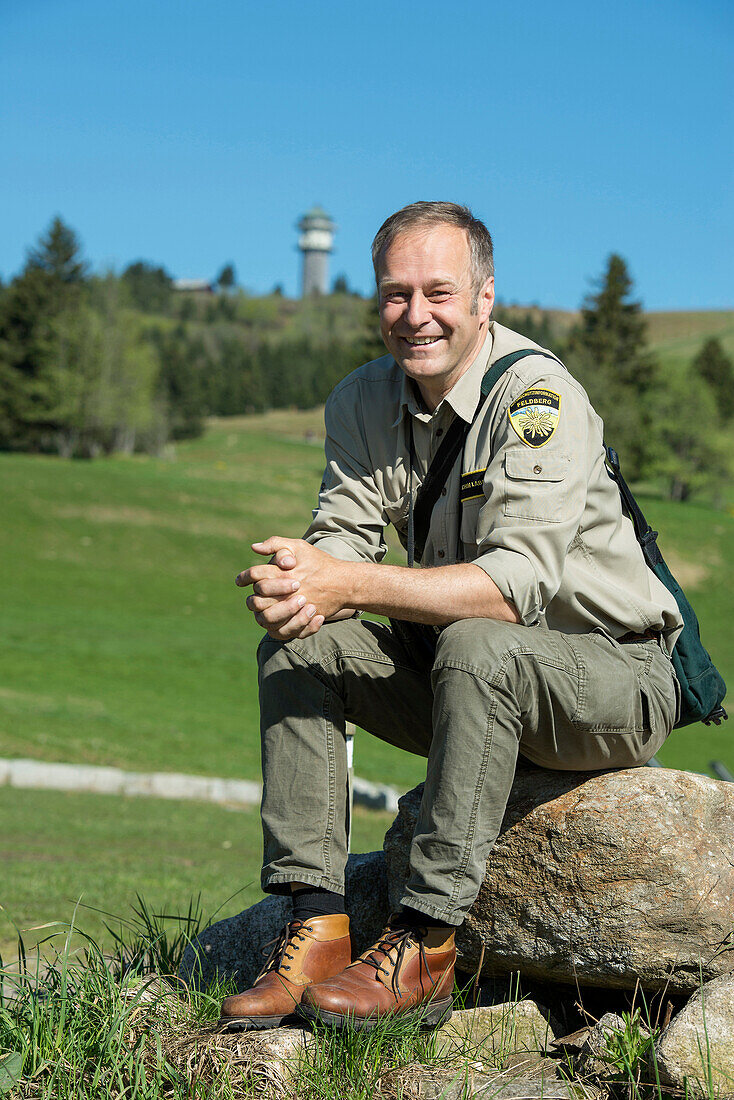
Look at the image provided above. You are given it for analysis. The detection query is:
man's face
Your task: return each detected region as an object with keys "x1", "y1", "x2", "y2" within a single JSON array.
[{"x1": 377, "y1": 224, "x2": 494, "y2": 409}]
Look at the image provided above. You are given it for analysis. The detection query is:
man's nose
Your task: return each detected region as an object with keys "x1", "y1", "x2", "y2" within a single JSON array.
[{"x1": 405, "y1": 291, "x2": 431, "y2": 327}]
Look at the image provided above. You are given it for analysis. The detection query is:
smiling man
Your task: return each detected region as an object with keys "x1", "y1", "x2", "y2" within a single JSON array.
[{"x1": 219, "y1": 202, "x2": 682, "y2": 1032}]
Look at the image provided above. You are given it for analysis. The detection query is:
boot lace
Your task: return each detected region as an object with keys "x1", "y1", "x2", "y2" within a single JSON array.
[
  {"x1": 359, "y1": 926, "x2": 431, "y2": 1000},
  {"x1": 255, "y1": 919, "x2": 314, "y2": 982}
]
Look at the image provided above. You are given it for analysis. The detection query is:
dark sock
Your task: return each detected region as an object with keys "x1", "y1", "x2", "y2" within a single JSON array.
[
  {"x1": 291, "y1": 887, "x2": 345, "y2": 922},
  {"x1": 391, "y1": 905, "x2": 452, "y2": 931}
]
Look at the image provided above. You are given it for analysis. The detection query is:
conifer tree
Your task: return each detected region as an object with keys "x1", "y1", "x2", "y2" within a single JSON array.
[
  {"x1": 216, "y1": 263, "x2": 236, "y2": 290},
  {"x1": 26, "y1": 216, "x2": 88, "y2": 284},
  {"x1": 567, "y1": 254, "x2": 659, "y2": 479},
  {"x1": 691, "y1": 337, "x2": 734, "y2": 422},
  {"x1": 122, "y1": 261, "x2": 173, "y2": 314},
  {"x1": 655, "y1": 361, "x2": 731, "y2": 502},
  {"x1": 0, "y1": 218, "x2": 88, "y2": 447}
]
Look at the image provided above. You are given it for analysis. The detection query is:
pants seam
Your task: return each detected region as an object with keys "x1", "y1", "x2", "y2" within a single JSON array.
[
  {"x1": 574, "y1": 657, "x2": 586, "y2": 725},
  {"x1": 289, "y1": 642, "x2": 418, "y2": 676},
  {"x1": 323, "y1": 685, "x2": 336, "y2": 880},
  {"x1": 433, "y1": 649, "x2": 577, "y2": 686},
  {"x1": 448, "y1": 690, "x2": 496, "y2": 909}
]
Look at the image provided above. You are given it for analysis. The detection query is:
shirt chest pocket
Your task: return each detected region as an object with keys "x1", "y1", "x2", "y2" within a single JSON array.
[{"x1": 503, "y1": 451, "x2": 571, "y2": 522}]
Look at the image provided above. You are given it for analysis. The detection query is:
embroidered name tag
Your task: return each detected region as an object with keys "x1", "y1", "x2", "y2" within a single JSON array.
[
  {"x1": 508, "y1": 388, "x2": 561, "y2": 448},
  {"x1": 460, "y1": 467, "x2": 486, "y2": 503}
]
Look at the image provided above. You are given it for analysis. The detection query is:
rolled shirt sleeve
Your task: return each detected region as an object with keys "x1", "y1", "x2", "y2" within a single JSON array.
[
  {"x1": 303, "y1": 382, "x2": 390, "y2": 563},
  {"x1": 469, "y1": 374, "x2": 591, "y2": 625}
]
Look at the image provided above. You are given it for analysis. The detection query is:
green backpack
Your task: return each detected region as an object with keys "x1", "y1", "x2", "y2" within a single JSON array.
[{"x1": 604, "y1": 446, "x2": 727, "y2": 728}]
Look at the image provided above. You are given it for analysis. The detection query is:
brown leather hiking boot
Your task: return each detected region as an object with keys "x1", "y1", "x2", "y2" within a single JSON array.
[
  {"x1": 218, "y1": 913, "x2": 351, "y2": 1031},
  {"x1": 298, "y1": 920, "x2": 455, "y2": 1031}
]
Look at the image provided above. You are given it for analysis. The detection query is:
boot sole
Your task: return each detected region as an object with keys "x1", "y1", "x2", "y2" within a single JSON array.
[
  {"x1": 297, "y1": 997, "x2": 453, "y2": 1032},
  {"x1": 217, "y1": 1012, "x2": 298, "y2": 1031}
]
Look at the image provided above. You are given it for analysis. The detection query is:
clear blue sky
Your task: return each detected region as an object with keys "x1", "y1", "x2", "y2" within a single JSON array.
[{"x1": 2, "y1": 0, "x2": 732, "y2": 309}]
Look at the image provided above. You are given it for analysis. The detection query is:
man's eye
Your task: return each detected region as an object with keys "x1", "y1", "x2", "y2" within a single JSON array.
[
  {"x1": 383, "y1": 293, "x2": 407, "y2": 304},
  {"x1": 429, "y1": 291, "x2": 450, "y2": 301}
]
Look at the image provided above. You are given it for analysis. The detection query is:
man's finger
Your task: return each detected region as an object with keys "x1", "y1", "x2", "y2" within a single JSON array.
[
  {"x1": 272, "y1": 547, "x2": 297, "y2": 570},
  {"x1": 260, "y1": 595, "x2": 310, "y2": 626},
  {"x1": 252, "y1": 537, "x2": 296, "y2": 558},
  {"x1": 293, "y1": 613, "x2": 325, "y2": 639},
  {"x1": 264, "y1": 612, "x2": 324, "y2": 642},
  {"x1": 254, "y1": 577, "x2": 300, "y2": 598},
  {"x1": 263, "y1": 602, "x2": 320, "y2": 639},
  {"x1": 248, "y1": 592, "x2": 302, "y2": 613},
  {"x1": 247, "y1": 594, "x2": 276, "y2": 613},
  {"x1": 236, "y1": 564, "x2": 284, "y2": 587}
]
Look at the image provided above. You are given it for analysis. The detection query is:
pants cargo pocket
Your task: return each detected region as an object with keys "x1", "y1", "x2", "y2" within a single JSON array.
[{"x1": 566, "y1": 634, "x2": 652, "y2": 734}]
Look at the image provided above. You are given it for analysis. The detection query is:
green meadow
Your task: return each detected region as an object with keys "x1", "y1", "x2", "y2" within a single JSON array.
[
  {"x1": 646, "y1": 308, "x2": 734, "y2": 368},
  {"x1": 2, "y1": 389, "x2": 733, "y2": 953},
  {"x1": 0, "y1": 788, "x2": 393, "y2": 956}
]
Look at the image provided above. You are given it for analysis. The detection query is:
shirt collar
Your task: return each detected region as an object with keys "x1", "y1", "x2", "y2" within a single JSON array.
[
  {"x1": 391, "y1": 324, "x2": 495, "y2": 427},
  {"x1": 393, "y1": 371, "x2": 426, "y2": 426}
]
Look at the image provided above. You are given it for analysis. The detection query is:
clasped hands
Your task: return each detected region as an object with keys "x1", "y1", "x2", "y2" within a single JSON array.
[{"x1": 236, "y1": 537, "x2": 350, "y2": 641}]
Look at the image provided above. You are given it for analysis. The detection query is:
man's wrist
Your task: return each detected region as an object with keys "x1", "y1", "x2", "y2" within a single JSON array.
[
  {"x1": 332, "y1": 558, "x2": 361, "y2": 614},
  {"x1": 339, "y1": 561, "x2": 371, "y2": 613}
]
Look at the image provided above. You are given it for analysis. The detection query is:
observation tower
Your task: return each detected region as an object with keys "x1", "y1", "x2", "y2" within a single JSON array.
[{"x1": 297, "y1": 205, "x2": 336, "y2": 296}]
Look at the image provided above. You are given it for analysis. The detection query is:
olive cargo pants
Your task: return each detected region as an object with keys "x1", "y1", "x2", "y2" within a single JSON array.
[{"x1": 258, "y1": 617, "x2": 678, "y2": 926}]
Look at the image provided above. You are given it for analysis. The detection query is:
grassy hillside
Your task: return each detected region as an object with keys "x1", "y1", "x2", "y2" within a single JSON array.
[
  {"x1": 503, "y1": 305, "x2": 734, "y2": 389},
  {"x1": 646, "y1": 309, "x2": 734, "y2": 376},
  {"x1": 496, "y1": 306, "x2": 734, "y2": 366}
]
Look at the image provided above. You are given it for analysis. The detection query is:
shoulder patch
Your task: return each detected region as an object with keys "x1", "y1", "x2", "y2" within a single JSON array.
[
  {"x1": 508, "y1": 388, "x2": 561, "y2": 448},
  {"x1": 460, "y1": 467, "x2": 486, "y2": 504}
]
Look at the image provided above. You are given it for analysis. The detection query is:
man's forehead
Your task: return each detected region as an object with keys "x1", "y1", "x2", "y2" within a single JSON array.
[{"x1": 378, "y1": 224, "x2": 471, "y2": 283}]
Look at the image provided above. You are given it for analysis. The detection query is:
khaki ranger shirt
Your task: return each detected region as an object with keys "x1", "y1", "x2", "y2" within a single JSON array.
[{"x1": 304, "y1": 321, "x2": 683, "y2": 647}]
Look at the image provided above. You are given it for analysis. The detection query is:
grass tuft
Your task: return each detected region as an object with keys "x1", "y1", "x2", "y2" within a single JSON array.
[
  {"x1": 0, "y1": 901, "x2": 247, "y2": 1098},
  {"x1": 295, "y1": 1010, "x2": 442, "y2": 1100}
]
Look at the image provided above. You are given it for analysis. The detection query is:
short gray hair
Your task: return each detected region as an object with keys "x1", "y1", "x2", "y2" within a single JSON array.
[{"x1": 371, "y1": 202, "x2": 494, "y2": 296}]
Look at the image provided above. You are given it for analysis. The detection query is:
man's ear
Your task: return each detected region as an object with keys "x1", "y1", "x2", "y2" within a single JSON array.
[{"x1": 478, "y1": 277, "x2": 495, "y2": 323}]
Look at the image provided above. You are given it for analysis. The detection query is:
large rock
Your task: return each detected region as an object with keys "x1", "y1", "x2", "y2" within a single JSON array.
[
  {"x1": 654, "y1": 974, "x2": 734, "y2": 1099},
  {"x1": 384, "y1": 764, "x2": 734, "y2": 992},
  {"x1": 179, "y1": 850, "x2": 389, "y2": 991}
]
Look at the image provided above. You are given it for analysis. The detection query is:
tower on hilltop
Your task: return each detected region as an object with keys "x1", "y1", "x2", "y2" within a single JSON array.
[{"x1": 297, "y1": 205, "x2": 336, "y2": 297}]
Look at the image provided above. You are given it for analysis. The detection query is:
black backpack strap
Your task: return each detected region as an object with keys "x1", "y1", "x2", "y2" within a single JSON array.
[
  {"x1": 411, "y1": 415, "x2": 470, "y2": 564},
  {"x1": 604, "y1": 446, "x2": 663, "y2": 567},
  {"x1": 410, "y1": 348, "x2": 563, "y2": 564},
  {"x1": 480, "y1": 349, "x2": 562, "y2": 398}
]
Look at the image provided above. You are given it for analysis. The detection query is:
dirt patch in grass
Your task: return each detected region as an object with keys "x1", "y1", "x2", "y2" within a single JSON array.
[
  {"x1": 663, "y1": 547, "x2": 720, "y2": 590},
  {"x1": 0, "y1": 686, "x2": 108, "y2": 716},
  {"x1": 52, "y1": 504, "x2": 250, "y2": 541}
]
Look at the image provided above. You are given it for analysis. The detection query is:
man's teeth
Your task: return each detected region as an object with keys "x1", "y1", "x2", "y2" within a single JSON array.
[{"x1": 405, "y1": 336, "x2": 440, "y2": 345}]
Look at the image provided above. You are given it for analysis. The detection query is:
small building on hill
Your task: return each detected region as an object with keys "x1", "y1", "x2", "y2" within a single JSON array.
[{"x1": 173, "y1": 278, "x2": 215, "y2": 294}]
